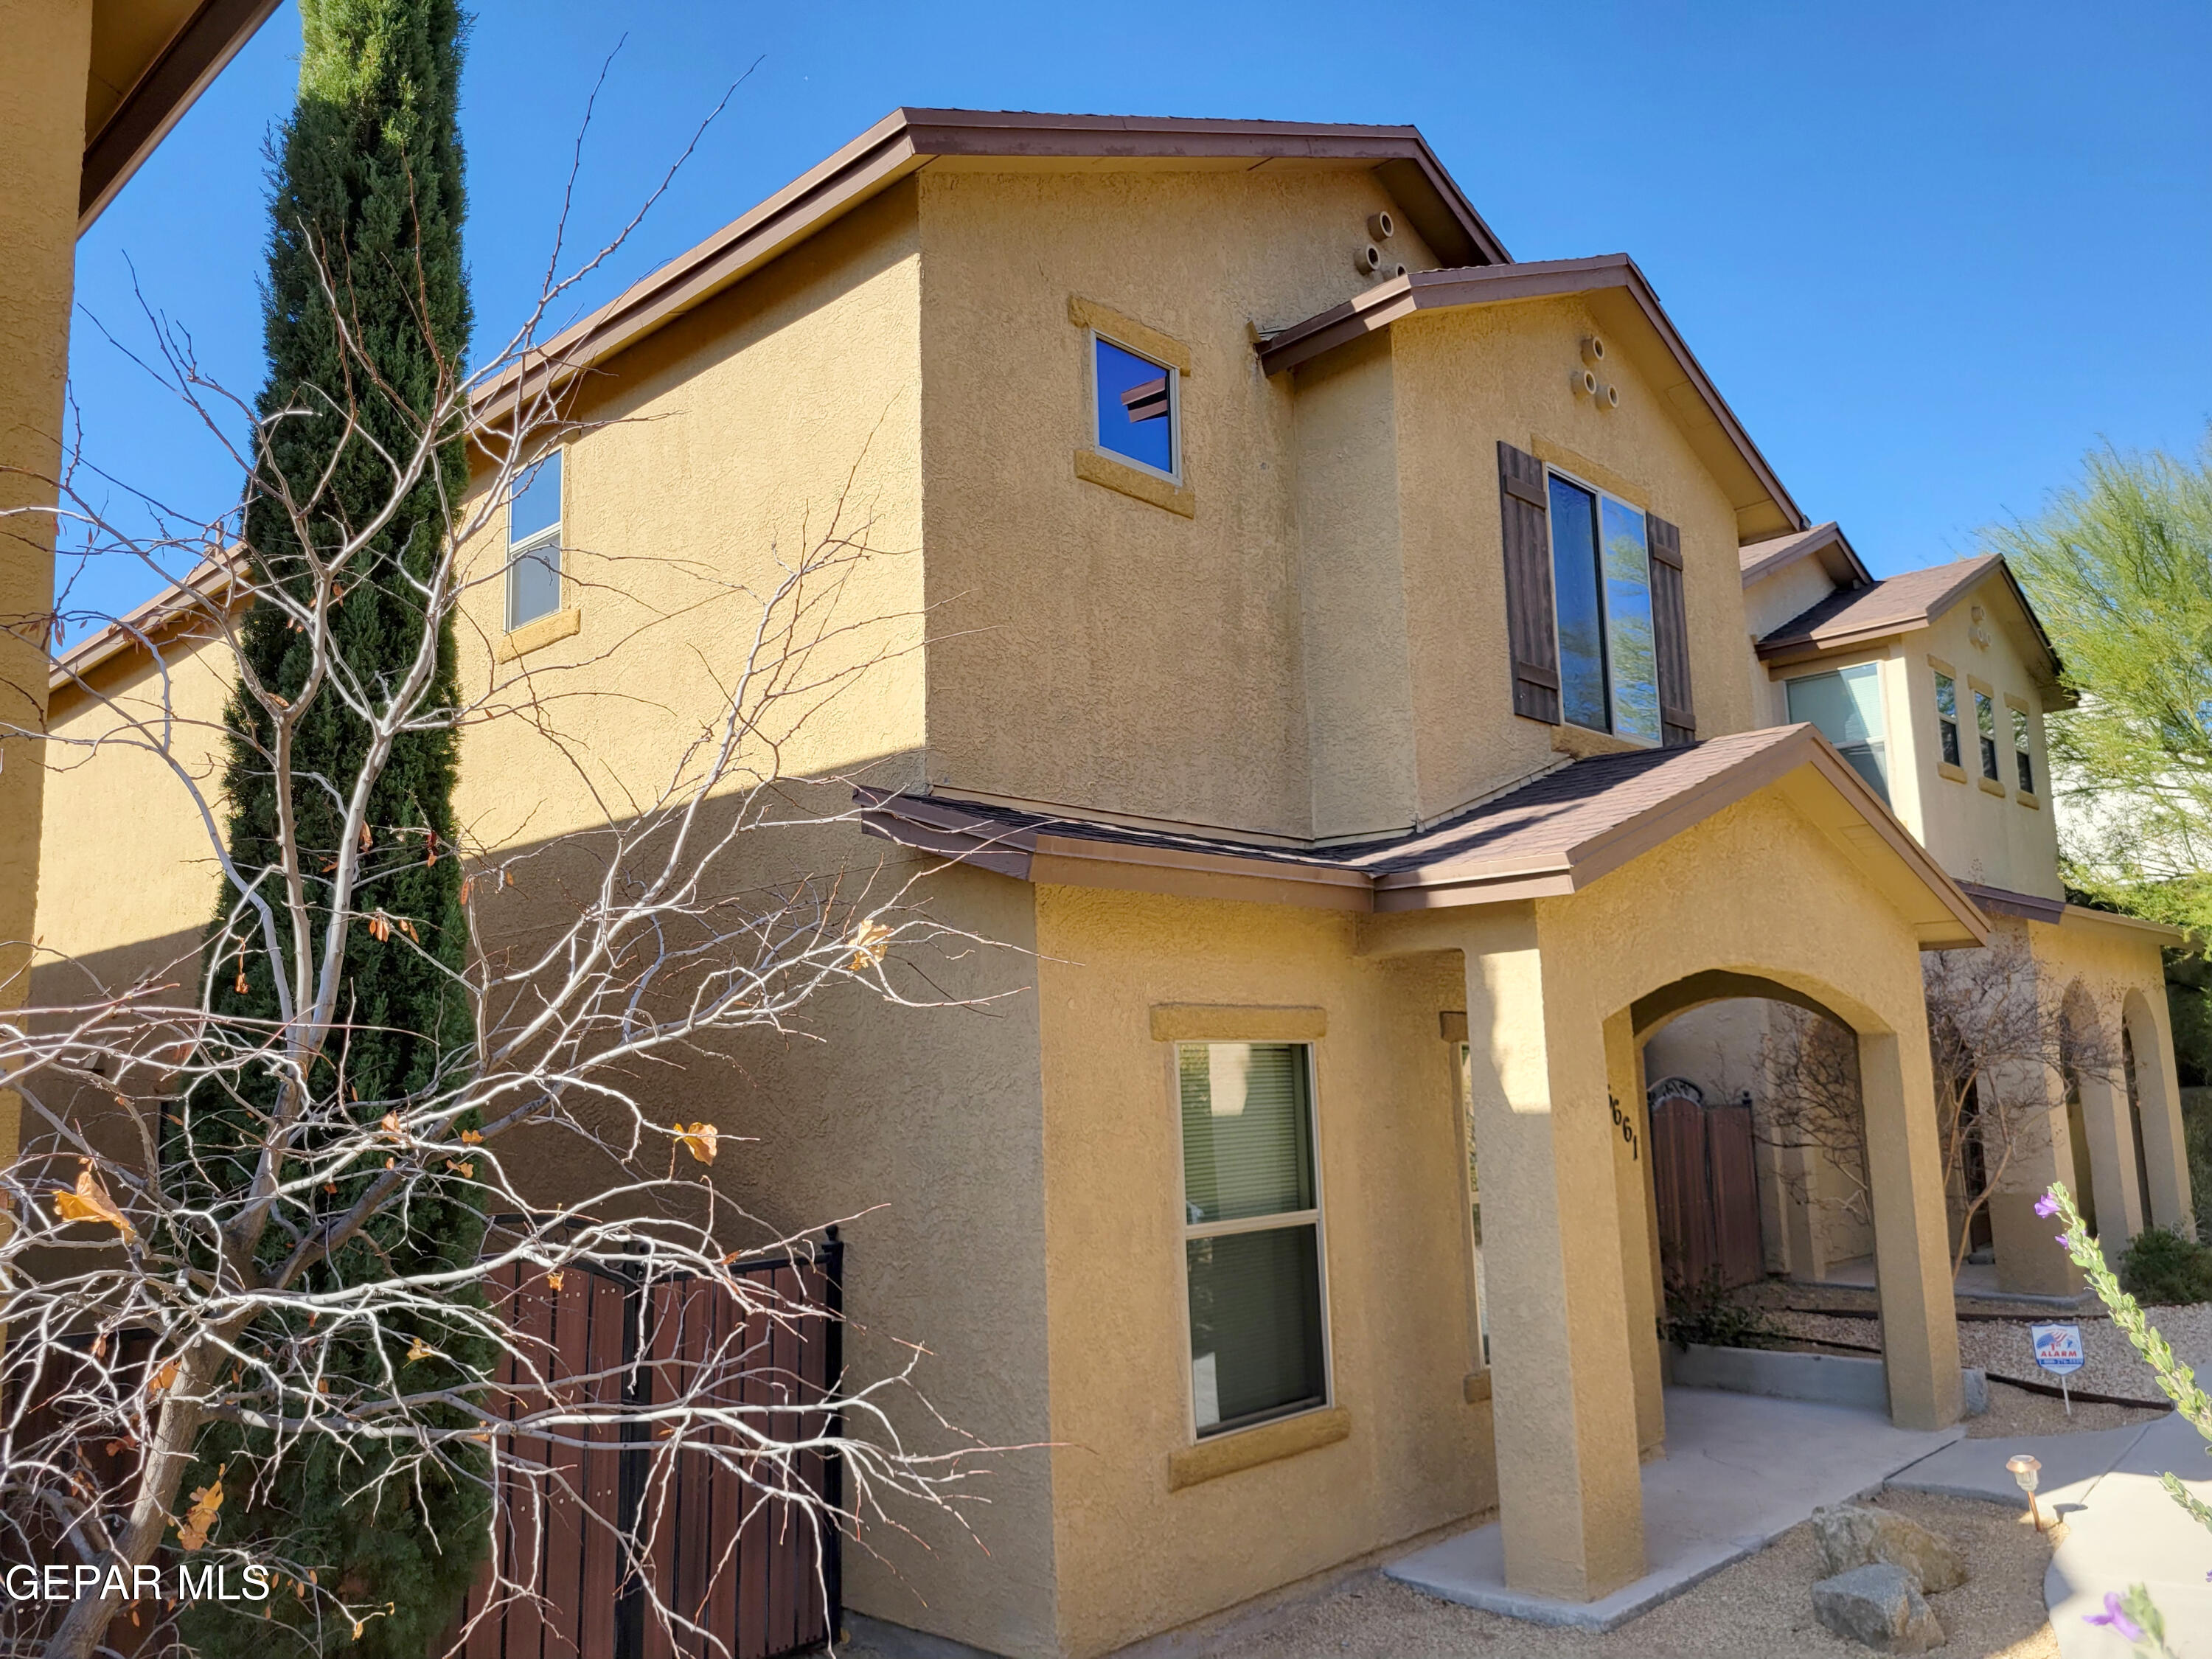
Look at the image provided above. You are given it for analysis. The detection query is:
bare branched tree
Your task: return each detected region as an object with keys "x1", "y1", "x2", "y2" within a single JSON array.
[
  {"x1": 0, "y1": 158, "x2": 1001, "y2": 1659},
  {"x1": 1756, "y1": 935, "x2": 2119, "y2": 1279}
]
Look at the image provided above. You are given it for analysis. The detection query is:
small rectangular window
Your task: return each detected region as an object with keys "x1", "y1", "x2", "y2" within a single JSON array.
[
  {"x1": 507, "y1": 451, "x2": 563, "y2": 631},
  {"x1": 1975, "y1": 689, "x2": 2000, "y2": 781},
  {"x1": 1092, "y1": 335, "x2": 1178, "y2": 480},
  {"x1": 1545, "y1": 472, "x2": 1659, "y2": 743},
  {"x1": 2012, "y1": 705, "x2": 2034, "y2": 793},
  {"x1": 1179, "y1": 1043, "x2": 1326, "y2": 1436},
  {"x1": 1787, "y1": 664, "x2": 1888, "y2": 801},
  {"x1": 1934, "y1": 671, "x2": 1961, "y2": 768}
]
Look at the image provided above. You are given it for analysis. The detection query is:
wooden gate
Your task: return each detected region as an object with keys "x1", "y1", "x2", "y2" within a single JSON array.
[
  {"x1": 1651, "y1": 1096, "x2": 1763, "y2": 1290},
  {"x1": 453, "y1": 1236, "x2": 844, "y2": 1659}
]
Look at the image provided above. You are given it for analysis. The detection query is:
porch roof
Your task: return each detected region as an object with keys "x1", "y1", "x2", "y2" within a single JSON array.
[{"x1": 858, "y1": 723, "x2": 1989, "y2": 947}]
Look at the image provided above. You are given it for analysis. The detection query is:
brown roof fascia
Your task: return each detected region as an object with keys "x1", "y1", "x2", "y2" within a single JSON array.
[
  {"x1": 80, "y1": 0, "x2": 282, "y2": 232},
  {"x1": 48, "y1": 554, "x2": 241, "y2": 692},
  {"x1": 2058, "y1": 902, "x2": 2189, "y2": 943},
  {"x1": 1958, "y1": 881, "x2": 2067, "y2": 925},
  {"x1": 1739, "y1": 521, "x2": 1873, "y2": 590},
  {"x1": 471, "y1": 108, "x2": 1507, "y2": 420},
  {"x1": 1755, "y1": 555, "x2": 2067, "y2": 698},
  {"x1": 1256, "y1": 254, "x2": 1806, "y2": 536}
]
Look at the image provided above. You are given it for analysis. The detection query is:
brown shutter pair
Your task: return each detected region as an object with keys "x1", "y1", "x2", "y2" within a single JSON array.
[{"x1": 1495, "y1": 441, "x2": 1697, "y2": 744}]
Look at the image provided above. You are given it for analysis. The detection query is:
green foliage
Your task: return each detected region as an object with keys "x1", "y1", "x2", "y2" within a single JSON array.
[
  {"x1": 177, "y1": 1, "x2": 487, "y2": 1651},
  {"x1": 1993, "y1": 431, "x2": 2212, "y2": 936},
  {"x1": 1659, "y1": 1270, "x2": 1779, "y2": 1354},
  {"x1": 2116, "y1": 1225, "x2": 2212, "y2": 1307}
]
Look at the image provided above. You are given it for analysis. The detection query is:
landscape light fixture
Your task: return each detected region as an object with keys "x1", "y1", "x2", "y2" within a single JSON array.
[{"x1": 2006, "y1": 1453, "x2": 2044, "y2": 1529}]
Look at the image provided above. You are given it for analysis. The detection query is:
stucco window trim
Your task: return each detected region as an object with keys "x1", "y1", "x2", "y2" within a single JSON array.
[
  {"x1": 1166, "y1": 1404, "x2": 1351, "y2": 1492},
  {"x1": 1073, "y1": 294, "x2": 1196, "y2": 517},
  {"x1": 1978, "y1": 773, "x2": 2008, "y2": 798},
  {"x1": 1151, "y1": 1004, "x2": 1326, "y2": 1043},
  {"x1": 1937, "y1": 759, "x2": 1969, "y2": 785},
  {"x1": 496, "y1": 605, "x2": 582, "y2": 662},
  {"x1": 2015, "y1": 788, "x2": 2042, "y2": 810}
]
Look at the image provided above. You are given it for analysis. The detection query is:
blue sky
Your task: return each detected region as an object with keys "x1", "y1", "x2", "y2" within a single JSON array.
[{"x1": 66, "y1": 0, "x2": 2211, "y2": 623}]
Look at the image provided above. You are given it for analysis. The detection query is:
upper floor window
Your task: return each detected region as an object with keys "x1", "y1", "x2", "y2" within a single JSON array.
[
  {"x1": 506, "y1": 450, "x2": 563, "y2": 631},
  {"x1": 1787, "y1": 663, "x2": 1888, "y2": 801},
  {"x1": 1178, "y1": 1042, "x2": 1327, "y2": 1436},
  {"x1": 1092, "y1": 335, "x2": 1178, "y2": 481},
  {"x1": 1546, "y1": 473, "x2": 1659, "y2": 744},
  {"x1": 1933, "y1": 670, "x2": 1962, "y2": 768},
  {"x1": 2011, "y1": 703, "x2": 2035, "y2": 793},
  {"x1": 1975, "y1": 689, "x2": 2000, "y2": 781}
]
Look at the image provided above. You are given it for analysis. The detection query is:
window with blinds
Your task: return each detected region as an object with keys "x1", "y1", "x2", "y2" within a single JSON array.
[
  {"x1": 1178, "y1": 1043, "x2": 1327, "y2": 1436},
  {"x1": 1787, "y1": 663, "x2": 1889, "y2": 802}
]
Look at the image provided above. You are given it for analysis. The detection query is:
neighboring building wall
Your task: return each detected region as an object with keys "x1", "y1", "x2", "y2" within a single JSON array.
[
  {"x1": 1033, "y1": 883, "x2": 1484, "y2": 1658},
  {"x1": 913, "y1": 165, "x2": 1440, "y2": 841}
]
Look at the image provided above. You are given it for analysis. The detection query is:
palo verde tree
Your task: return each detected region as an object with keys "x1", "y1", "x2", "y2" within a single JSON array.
[{"x1": 175, "y1": 0, "x2": 484, "y2": 1653}]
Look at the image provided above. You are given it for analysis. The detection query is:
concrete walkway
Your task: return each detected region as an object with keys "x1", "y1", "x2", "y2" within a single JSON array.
[
  {"x1": 1891, "y1": 1408, "x2": 2212, "y2": 1657},
  {"x1": 1384, "y1": 1387, "x2": 1964, "y2": 1630}
]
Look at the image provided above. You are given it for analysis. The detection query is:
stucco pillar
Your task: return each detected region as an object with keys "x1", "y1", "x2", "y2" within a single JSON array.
[
  {"x1": 0, "y1": 0, "x2": 95, "y2": 1172},
  {"x1": 1604, "y1": 1011, "x2": 1664, "y2": 1458},
  {"x1": 1986, "y1": 1065, "x2": 2081, "y2": 1297},
  {"x1": 2076, "y1": 1062, "x2": 2144, "y2": 1245},
  {"x1": 2126, "y1": 995, "x2": 2193, "y2": 1234},
  {"x1": 1463, "y1": 919, "x2": 1644, "y2": 1601},
  {"x1": 1859, "y1": 1029, "x2": 1964, "y2": 1430}
]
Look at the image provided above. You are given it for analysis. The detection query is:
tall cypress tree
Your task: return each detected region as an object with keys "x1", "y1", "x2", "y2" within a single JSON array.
[{"x1": 180, "y1": 2, "x2": 487, "y2": 1652}]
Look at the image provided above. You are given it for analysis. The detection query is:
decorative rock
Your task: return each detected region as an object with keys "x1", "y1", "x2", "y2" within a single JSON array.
[
  {"x1": 1812, "y1": 1502, "x2": 1969, "y2": 1593},
  {"x1": 1810, "y1": 1564, "x2": 1946, "y2": 1653}
]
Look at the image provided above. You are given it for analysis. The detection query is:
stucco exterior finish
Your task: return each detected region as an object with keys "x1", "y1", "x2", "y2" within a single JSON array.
[
  {"x1": 1034, "y1": 886, "x2": 1480, "y2": 1658},
  {"x1": 0, "y1": 0, "x2": 97, "y2": 1169}
]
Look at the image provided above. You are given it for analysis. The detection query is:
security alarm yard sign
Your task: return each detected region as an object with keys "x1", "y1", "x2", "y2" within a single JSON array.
[{"x1": 2031, "y1": 1323, "x2": 2085, "y2": 1376}]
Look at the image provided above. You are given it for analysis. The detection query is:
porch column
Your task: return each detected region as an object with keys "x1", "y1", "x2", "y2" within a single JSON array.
[
  {"x1": 1463, "y1": 918, "x2": 1644, "y2": 1601},
  {"x1": 1604, "y1": 1010, "x2": 1664, "y2": 1458},
  {"x1": 2076, "y1": 1061, "x2": 2145, "y2": 1244},
  {"x1": 0, "y1": 0, "x2": 96, "y2": 1175},
  {"x1": 2126, "y1": 997, "x2": 2194, "y2": 1233},
  {"x1": 1859, "y1": 1030, "x2": 1964, "y2": 1430},
  {"x1": 1985, "y1": 1061, "x2": 2079, "y2": 1297}
]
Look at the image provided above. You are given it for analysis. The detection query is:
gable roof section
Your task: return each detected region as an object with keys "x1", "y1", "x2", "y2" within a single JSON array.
[
  {"x1": 1740, "y1": 521, "x2": 1872, "y2": 591},
  {"x1": 1253, "y1": 255, "x2": 1806, "y2": 542},
  {"x1": 473, "y1": 108, "x2": 1509, "y2": 415},
  {"x1": 1757, "y1": 554, "x2": 2065, "y2": 691},
  {"x1": 859, "y1": 723, "x2": 1986, "y2": 947}
]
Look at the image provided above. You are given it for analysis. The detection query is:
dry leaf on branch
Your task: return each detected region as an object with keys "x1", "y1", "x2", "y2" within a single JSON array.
[
  {"x1": 546, "y1": 1270, "x2": 565, "y2": 1291},
  {"x1": 846, "y1": 919, "x2": 893, "y2": 970},
  {"x1": 176, "y1": 1470, "x2": 223, "y2": 1551},
  {"x1": 675, "y1": 1122, "x2": 719, "y2": 1164},
  {"x1": 404, "y1": 1337, "x2": 434, "y2": 1363},
  {"x1": 367, "y1": 913, "x2": 392, "y2": 942},
  {"x1": 146, "y1": 1359, "x2": 179, "y2": 1397},
  {"x1": 52, "y1": 1163, "x2": 135, "y2": 1241}
]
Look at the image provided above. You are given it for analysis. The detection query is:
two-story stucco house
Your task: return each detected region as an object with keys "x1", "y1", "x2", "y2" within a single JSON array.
[{"x1": 34, "y1": 109, "x2": 2191, "y2": 1659}]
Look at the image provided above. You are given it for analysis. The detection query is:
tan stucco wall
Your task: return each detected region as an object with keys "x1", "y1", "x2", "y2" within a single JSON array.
[
  {"x1": 1389, "y1": 296, "x2": 1757, "y2": 824},
  {"x1": 1742, "y1": 555, "x2": 1845, "y2": 649},
  {"x1": 1034, "y1": 885, "x2": 1485, "y2": 1658},
  {"x1": 1, "y1": 0, "x2": 97, "y2": 1167}
]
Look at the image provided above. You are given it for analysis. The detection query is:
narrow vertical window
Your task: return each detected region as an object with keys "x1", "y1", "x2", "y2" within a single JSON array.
[
  {"x1": 2011, "y1": 704, "x2": 2034, "y2": 793},
  {"x1": 1975, "y1": 689, "x2": 2000, "y2": 781},
  {"x1": 1787, "y1": 664, "x2": 1888, "y2": 801},
  {"x1": 507, "y1": 451, "x2": 563, "y2": 630},
  {"x1": 1601, "y1": 498, "x2": 1659, "y2": 743},
  {"x1": 1934, "y1": 671, "x2": 1961, "y2": 768},
  {"x1": 1179, "y1": 1043, "x2": 1326, "y2": 1436},
  {"x1": 1547, "y1": 476, "x2": 1607, "y2": 731},
  {"x1": 1092, "y1": 335, "x2": 1178, "y2": 479}
]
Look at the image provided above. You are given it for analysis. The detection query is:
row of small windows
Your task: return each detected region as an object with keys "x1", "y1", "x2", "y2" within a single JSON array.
[{"x1": 1783, "y1": 660, "x2": 2037, "y2": 804}]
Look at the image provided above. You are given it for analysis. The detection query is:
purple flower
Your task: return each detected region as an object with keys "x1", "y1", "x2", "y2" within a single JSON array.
[
  {"x1": 2035, "y1": 1192, "x2": 2062, "y2": 1218},
  {"x1": 2085, "y1": 1592, "x2": 2145, "y2": 1642}
]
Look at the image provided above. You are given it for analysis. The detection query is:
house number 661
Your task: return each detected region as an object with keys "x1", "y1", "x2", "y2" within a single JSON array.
[{"x1": 1608, "y1": 1093, "x2": 1640, "y2": 1161}]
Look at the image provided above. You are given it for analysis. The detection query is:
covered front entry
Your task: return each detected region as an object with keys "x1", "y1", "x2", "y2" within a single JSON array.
[{"x1": 1361, "y1": 768, "x2": 1980, "y2": 1606}]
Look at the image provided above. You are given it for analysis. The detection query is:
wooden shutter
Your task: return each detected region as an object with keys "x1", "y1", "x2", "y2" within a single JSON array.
[
  {"x1": 1497, "y1": 442, "x2": 1559, "y2": 724},
  {"x1": 1648, "y1": 512, "x2": 1696, "y2": 746}
]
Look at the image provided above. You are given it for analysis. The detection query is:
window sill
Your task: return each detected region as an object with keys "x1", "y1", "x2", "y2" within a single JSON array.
[
  {"x1": 1936, "y1": 760, "x2": 1968, "y2": 785},
  {"x1": 498, "y1": 607, "x2": 582, "y2": 663},
  {"x1": 2015, "y1": 788, "x2": 2041, "y2": 810},
  {"x1": 1074, "y1": 448, "x2": 1194, "y2": 518},
  {"x1": 1462, "y1": 1369, "x2": 1492, "y2": 1404},
  {"x1": 1978, "y1": 773, "x2": 2007, "y2": 797},
  {"x1": 1166, "y1": 1405, "x2": 1349, "y2": 1492},
  {"x1": 1551, "y1": 723, "x2": 1647, "y2": 760}
]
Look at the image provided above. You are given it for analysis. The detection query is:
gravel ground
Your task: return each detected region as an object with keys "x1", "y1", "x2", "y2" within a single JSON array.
[
  {"x1": 1766, "y1": 1304, "x2": 2212, "y2": 1402},
  {"x1": 1196, "y1": 1493, "x2": 2056, "y2": 1659},
  {"x1": 1966, "y1": 1377, "x2": 2166, "y2": 1439}
]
